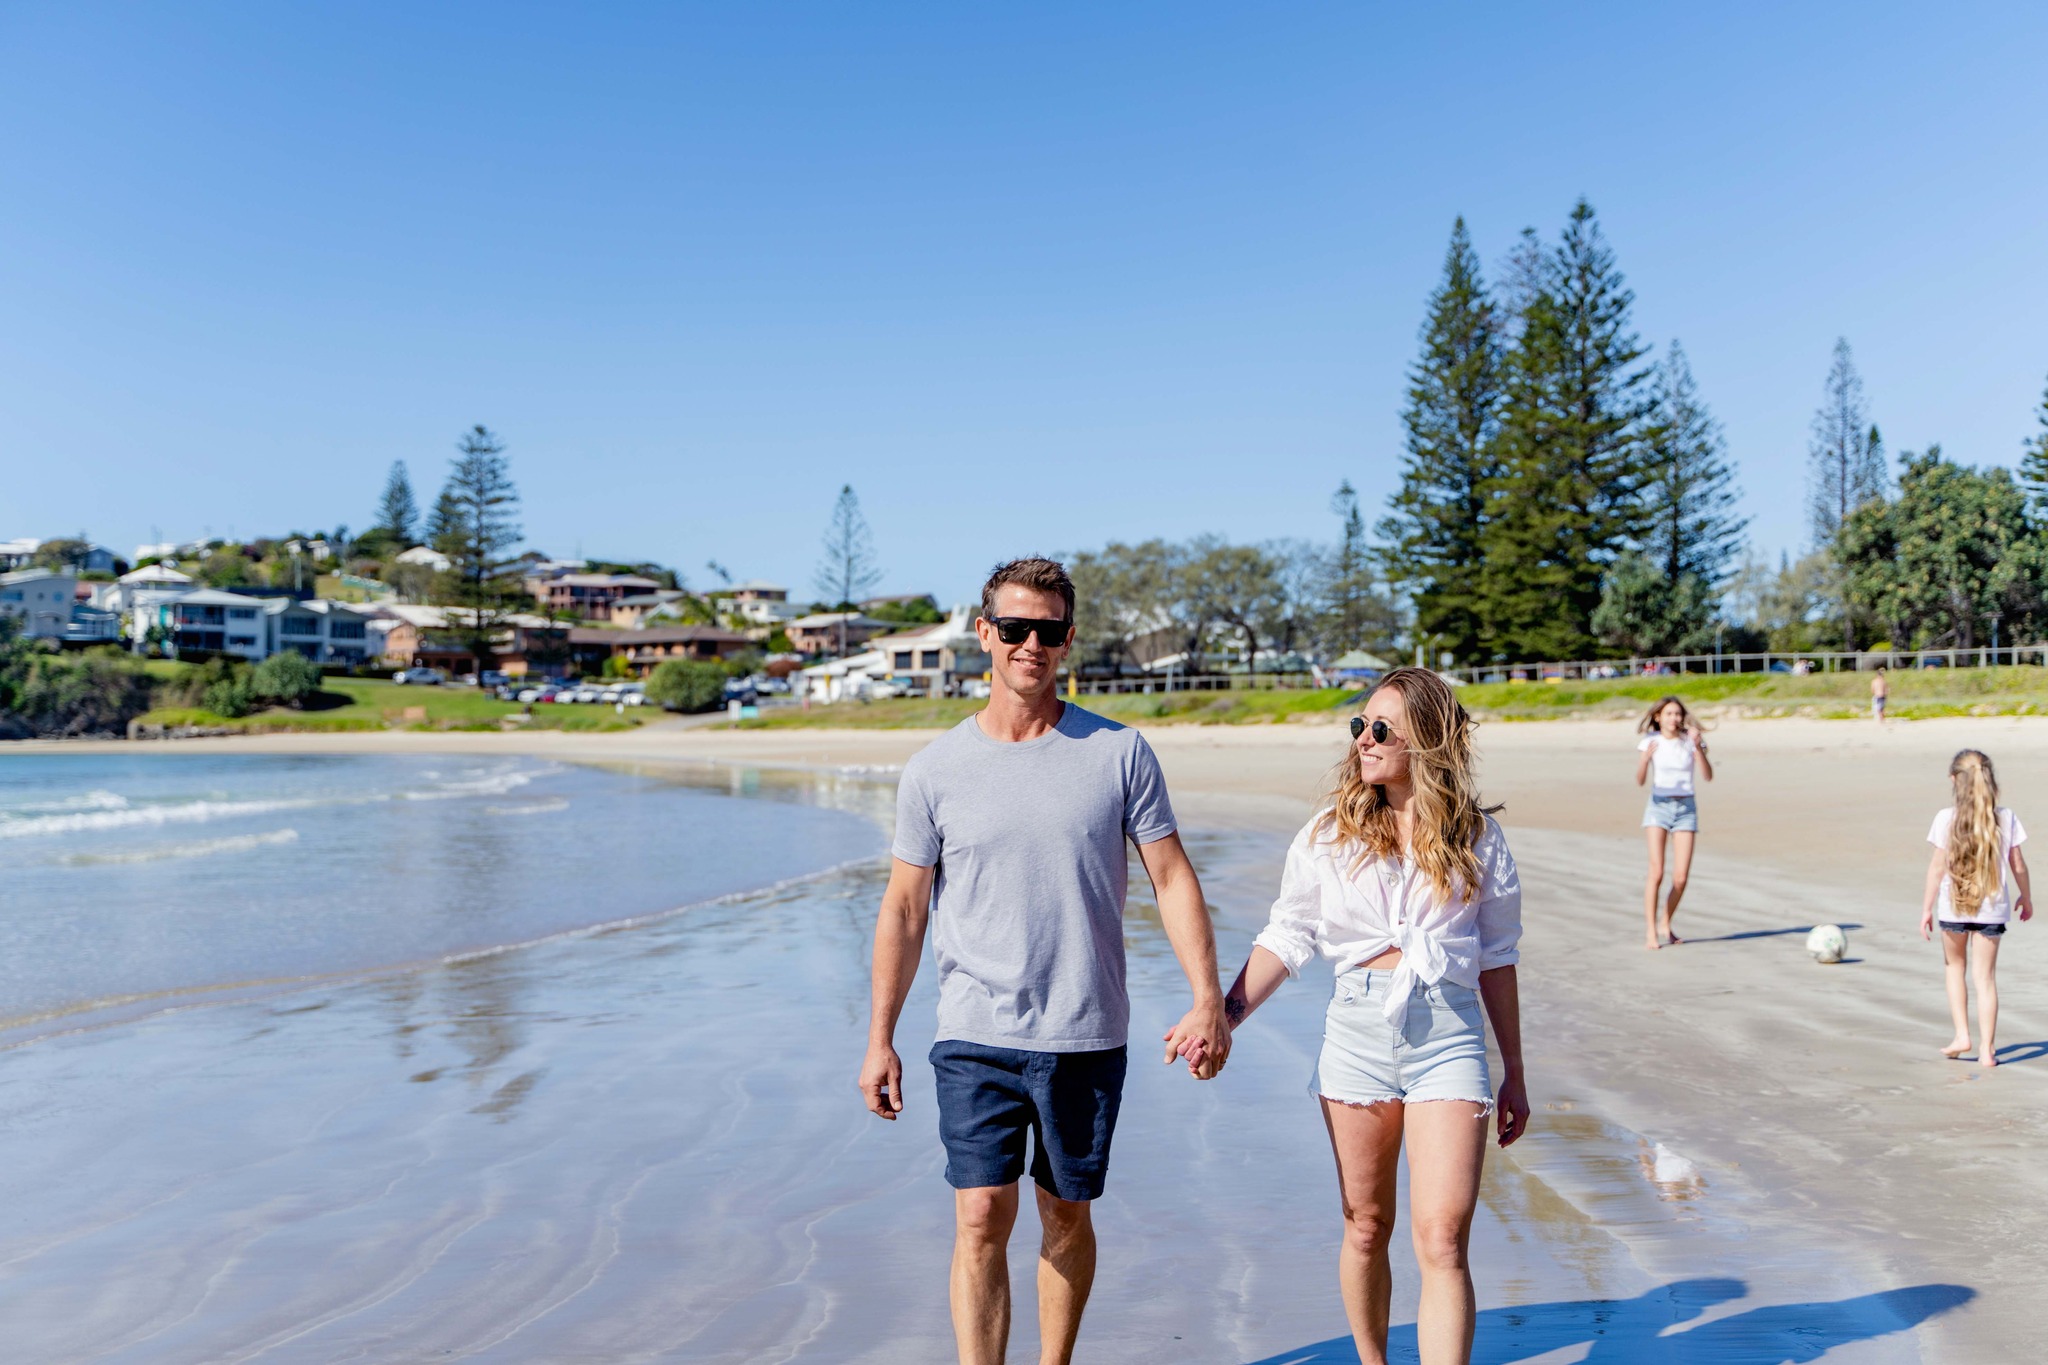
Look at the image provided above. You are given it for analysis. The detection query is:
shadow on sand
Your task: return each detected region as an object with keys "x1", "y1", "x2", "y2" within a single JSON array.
[
  {"x1": 1244, "y1": 1278, "x2": 1973, "y2": 1364},
  {"x1": 1682, "y1": 923, "x2": 1863, "y2": 945}
]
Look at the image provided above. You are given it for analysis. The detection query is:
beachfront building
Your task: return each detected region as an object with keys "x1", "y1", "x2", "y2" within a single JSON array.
[
  {"x1": 786, "y1": 611, "x2": 890, "y2": 658},
  {"x1": 794, "y1": 649, "x2": 889, "y2": 704},
  {"x1": 535, "y1": 573, "x2": 664, "y2": 622},
  {"x1": 266, "y1": 598, "x2": 375, "y2": 665},
  {"x1": 713, "y1": 580, "x2": 803, "y2": 629},
  {"x1": 0, "y1": 567, "x2": 78, "y2": 638},
  {"x1": 368, "y1": 603, "x2": 566, "y2": 677},
  {"x1": 867, "y1": 610, "x2": 990, "y2": 698},
  {"x1": 161, "y1": 588, "x2": 273, "y2": 661},
  {"x1": 564, "y1": 625, "x2": 754, "y2": 677},
  {"x1": 609, "y1": 590, "x2": 689, "y2": 629},
  {"x1": 395, "y1": 545, "x2": 453, "y2": 574}
]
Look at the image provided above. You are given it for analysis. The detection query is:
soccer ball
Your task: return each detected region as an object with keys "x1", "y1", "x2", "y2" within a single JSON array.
[{"x1": 1806, "y1": 924, "x2": 1848, "y2": 963}]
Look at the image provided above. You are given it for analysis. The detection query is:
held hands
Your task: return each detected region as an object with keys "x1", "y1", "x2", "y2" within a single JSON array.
[
  {"x1": 858, "y1": 1041, "x2": 903, "y2": 1119},
  {"x1": 1163, "y1": 1000, "x2": 1231, "y2": 1081},
  {"x1": 1495, "y1": 1072, "x2": 1531, "y2": 1148}
]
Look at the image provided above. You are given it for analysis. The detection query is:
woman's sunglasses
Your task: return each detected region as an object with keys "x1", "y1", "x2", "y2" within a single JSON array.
[
  {"x1": 988, "y1": 616, "x2": 1073, "y2": 647},
  {"x1": 1349, "y1": 716, "x2": 1396, "y2": 745}
]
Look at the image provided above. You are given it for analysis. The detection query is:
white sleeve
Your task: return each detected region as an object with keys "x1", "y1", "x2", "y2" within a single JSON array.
[
  {"x1": 1637, "y1": 735, "x2": 1654, "y2": 753},
  {"x1": 1474, "y1": 820, "x2": 1523, "y2": 971},
  {"x1": 1253, "y1": 824, "x2": 1325, "y2": 978},
  {"x1": 1927, "y1": 810, "x2": 1950, "y2": 849},
  {"x1": 2008, "y1": 809, "x2": 2027, "y2": 847}
]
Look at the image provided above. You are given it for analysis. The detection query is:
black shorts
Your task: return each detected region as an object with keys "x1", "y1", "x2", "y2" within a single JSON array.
[
  {"x1": 1939, "y1": 920, "x2": 2006, "y2": 937},
  {"x1": 929, "y1": 1040, "x2": 1126, "y2": 1202}
]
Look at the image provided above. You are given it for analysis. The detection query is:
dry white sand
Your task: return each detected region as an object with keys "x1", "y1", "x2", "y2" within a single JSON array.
[{"x1": 12, "y1": 714, "x2": 2042, "y2": 1359}]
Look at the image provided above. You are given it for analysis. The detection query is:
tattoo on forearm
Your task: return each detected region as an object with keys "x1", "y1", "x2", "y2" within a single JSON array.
[{"x1": 1225, "y1": 994, "x2": 1246, "y2": 1027}]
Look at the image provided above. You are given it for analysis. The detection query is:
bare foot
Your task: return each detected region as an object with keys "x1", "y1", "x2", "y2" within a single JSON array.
[
  {"x1": 1645, "y1": 937, "x2": 1663, "y2": 951},
  {"x1": 1941, "y1": 1038, "x2": 1971, "y2": 1060},
  {"x1": 1667, "y1": 931, "x2": 1684, "y2": 945},
  {"x1": 1979, "y1": 1052, "x2": 2000, "y2": 1069}
]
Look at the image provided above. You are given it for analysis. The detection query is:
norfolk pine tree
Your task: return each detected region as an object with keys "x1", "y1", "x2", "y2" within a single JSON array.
[
  {"x1": 1643, "y1": 341, "x2": 1746, "y2": 587},
  {"x1": 378, "y1": 461, "x2": 420, "y2": 544},
  {"x1": 814, "y1": 484, "x2": 883, "y2": 657},
  {"x1": 433, "y1": 426, "x2": 525, "y2": 671},
  {"x1": 2019, "y1": 373, "x2": 2048, "y2": 517},
  {"x1": 1377, "y1": 218, "x2": 1503, "y2": 665},
  {"x1": 1481, "y1": 201, "x2": 1655, "y2": 661},
  {"x1": 1806, "y1": 339, "x2": 1887, "y2": 647}
]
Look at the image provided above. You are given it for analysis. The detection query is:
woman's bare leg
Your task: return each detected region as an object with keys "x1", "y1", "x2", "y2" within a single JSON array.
[
  {"x1": 1321, "y1": 1097, "x2": 1405, "y2": 1365},
  {"x1": 1940, "y1": 930, "x2": 1971, "y2": 1058},
  {"x1": 1662, "y1": 831, "x2": 1696, "y2": 944},
  {"x1": 1404, "y1": 1100, "x2": 1489, "y2": 1365},
  {"x1": 1970, "y1": 933, "x2": 2002, "y2": 1067},
  {"x1": 1643, "y1": 827, "x2": 1667, "y2": 949}
]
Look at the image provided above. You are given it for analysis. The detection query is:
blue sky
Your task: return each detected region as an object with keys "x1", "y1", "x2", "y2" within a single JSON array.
[{"x1": 3, "y1": 3, "x2": 2045, "y2": 604}]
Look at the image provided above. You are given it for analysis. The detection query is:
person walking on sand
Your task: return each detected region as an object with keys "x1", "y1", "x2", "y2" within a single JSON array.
[
  {"x1": 1636, "y1": 695, "x2": 1713, "y2": 950},
  {"x1": 1921, "y1": 749, "x2": 2032, "y2": 1068},
  {"x1": 858, "y1": 556, "x2": 1229, "y2": 1365},
  {"x1": 1210, "y1": 667, "x2": 1528, "y2": 1365},
  {"x1": 1871, "y1": 666, "x2": 1889, "y2": 724}
]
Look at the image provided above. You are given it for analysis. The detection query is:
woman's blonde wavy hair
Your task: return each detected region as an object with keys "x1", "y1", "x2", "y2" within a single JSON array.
[
  {"x1": 1947, "y1": 749, "x2": 2003, "y2": 916},
  {"x1": 1317, "y1": 666, "x2": 1502, "y2": 905}
]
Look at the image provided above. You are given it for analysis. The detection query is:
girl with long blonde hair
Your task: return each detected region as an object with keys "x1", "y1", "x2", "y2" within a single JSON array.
[
  {"x1": 1210, "y1": 667, "x2": 1528, "y2": 1365},
  {"x1": 1920, "y1": 750, "x2": 2033, "y2": 1066}
]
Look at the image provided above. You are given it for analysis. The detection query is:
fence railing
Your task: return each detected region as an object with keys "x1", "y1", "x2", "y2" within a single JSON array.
[
  {"x1": 1442, "y1": 645, "x2": 2048, "y2": 685},
  {"x1": 1063, "y1": 644, "x2": 2048, "y2": 696}
]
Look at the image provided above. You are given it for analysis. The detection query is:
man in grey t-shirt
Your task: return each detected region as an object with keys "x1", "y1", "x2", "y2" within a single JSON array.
[{"x1": 860, "y1": 557, "x2": 1228, "y2": 1365}]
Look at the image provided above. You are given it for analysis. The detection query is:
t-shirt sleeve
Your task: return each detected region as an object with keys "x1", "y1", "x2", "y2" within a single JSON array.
[
  {"x1": 1637, "y1": 735, "x2": 1654, "y2": 753},
  {"x1": 1123, "y1": 732, "x2": 1178, "y2": 845},
  {"x1": 1474, "y1": 819, "x2": 1523, "y2": 971},
  {"x1": 891, "y1": 764, "x2": 941, "y2": 867},
  {"x1": 2008, "y1": 809, "x2": 2027, "y2": 848},
  {"x1": 1927, "y1": 809, "x2": 1951, "y2": 850}
]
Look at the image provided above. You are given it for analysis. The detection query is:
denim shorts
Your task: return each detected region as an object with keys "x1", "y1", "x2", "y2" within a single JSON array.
[
  {"x1": 1311, "y1": 969, "x2": 1492, "y2": 1111},
  {"x1": 1939, "y1": 920, "x2": 2006, "y2": 937},
  {"x1": 1644, "y1": 794, "x2": 1699, "y2": 831},
  {"x1": 930, "y1": 1040, "x2": 1126, "y2": 1201}
]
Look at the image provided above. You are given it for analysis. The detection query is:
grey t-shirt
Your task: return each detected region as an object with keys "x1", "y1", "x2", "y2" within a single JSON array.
[{"x1": 893, "y1": 705, "x2": 1177, "y2": 1053}]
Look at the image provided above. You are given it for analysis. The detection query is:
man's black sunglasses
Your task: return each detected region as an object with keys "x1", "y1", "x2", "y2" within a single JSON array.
[
  {"x1": 988, "y1": 616, "x2": 1073, "y2": 647},
  {"x1": 1349, "y1": 716, "x2": 1396, "y2": 744}
]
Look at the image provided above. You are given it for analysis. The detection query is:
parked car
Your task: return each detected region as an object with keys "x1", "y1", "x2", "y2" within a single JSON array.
[
  {"x1": 516, "y1": 684, "x2": 560, "y2": 703},
  {"x1": 392, "y1": 667, "x2": 444, "y2": 685},
  {"x1": 962, "y1": 678, "x2": 992, "y2": 699},
  {"x1": 573, "y1": 683, "x2": 606, "y2": 703}
]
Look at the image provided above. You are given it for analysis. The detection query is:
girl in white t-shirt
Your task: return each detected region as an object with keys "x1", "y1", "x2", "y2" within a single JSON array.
[
  {"x1": 1635, "y1": 695, "x2": 1713, "y2": 950},
  {"x1": 1920, "y1": 749, "x2": 2033, "y2": 1066}
]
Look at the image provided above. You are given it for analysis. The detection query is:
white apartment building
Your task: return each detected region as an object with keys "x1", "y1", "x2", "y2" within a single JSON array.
[
  {"x1": 266, "y1": 598, "x2": 373, "y2": 664},
  {"x1": 0, "y1": 568, "x2": 78, "y2": 638}
]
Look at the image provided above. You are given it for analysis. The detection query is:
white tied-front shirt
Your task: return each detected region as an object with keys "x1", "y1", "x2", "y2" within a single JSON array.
[{"x1": 1253, "y1": 813, "x2": 1523, "y2": 1031}]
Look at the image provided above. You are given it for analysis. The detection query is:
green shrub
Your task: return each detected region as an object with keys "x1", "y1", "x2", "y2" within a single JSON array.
[
  {"x1": 645, "y1": 658, "x2": 727, "y2": 712},
  {"x1": 252, "y1": 651, "x2": 322, "y2": 708},
  {"x1": 6, "y1": 646, "x2": 154, "y2": 736}
]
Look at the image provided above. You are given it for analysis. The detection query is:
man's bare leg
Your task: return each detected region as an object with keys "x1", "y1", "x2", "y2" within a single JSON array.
[
  {"x1": 1035, "y1": 1186, "x2": 1096, "y2": 1365},
  {"x1": 952, "y1": 1184, "x2": 1020, "y2": 1364}
]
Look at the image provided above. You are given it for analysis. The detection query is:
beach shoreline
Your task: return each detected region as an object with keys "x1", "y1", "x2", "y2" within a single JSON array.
[{"x1": 3, "y1": 715, "x2": 2039, "y2": 1356}]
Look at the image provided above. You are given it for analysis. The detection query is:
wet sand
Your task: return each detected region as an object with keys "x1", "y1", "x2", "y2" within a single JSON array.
[{"x1": 6, "y1": 716, "x2": 2039, "y2": 1358}]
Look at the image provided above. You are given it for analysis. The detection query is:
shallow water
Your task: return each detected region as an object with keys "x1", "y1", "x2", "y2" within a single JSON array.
[
  {"x1": 0, "y1": 753, "x2": 883, "y2": 1030},
  {"x1": 0, "y1": 757, "x2": 1968, "y2": 1361}
]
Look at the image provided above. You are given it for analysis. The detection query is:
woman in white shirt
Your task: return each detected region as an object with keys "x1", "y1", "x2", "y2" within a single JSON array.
[
  {"x1": 1215, "y1": 666, "x2": 1527, "y2": 1365},
  {"x1": 1635, "y1": 695, "x2": 1713, "y2": 950},
  {"x1": 1920, "y1": 749, "x2": 2033, "y2": 1066}
]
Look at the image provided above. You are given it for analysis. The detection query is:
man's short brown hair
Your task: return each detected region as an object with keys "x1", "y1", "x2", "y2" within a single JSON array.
[{"x1": 980, "y1": 557, "x2": 1075, "y2": 620}]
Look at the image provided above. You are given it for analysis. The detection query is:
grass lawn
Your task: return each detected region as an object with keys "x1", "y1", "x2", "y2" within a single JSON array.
[
  {"x1": 732, "y1": 666, "x2": 2048, "y2": 730},
  {"x1": 135, "y1": 678, "x2": 660, "y2": 733},
  {"x1": 1459, "y1": 666, "x2": 2048, "y2": 721},
  {"x1": 737, "y1": 688, "x2": 1362, "y2": 730}
]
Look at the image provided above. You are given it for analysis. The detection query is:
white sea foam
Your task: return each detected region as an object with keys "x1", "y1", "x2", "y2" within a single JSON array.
[
  {"x1": 0, "y1": 789, "x2": 132, "y2": 821},
  {"x1": 58, "y1": 829, "x2": 301, "y2": 866},
  {"x1": 1649, "y1": 1141, "x2": 1701, "y2": 1186},
  {"x1": 3, "y1": 764, "x2": 557, "y2": 840},
  {"x1": 485, "y1": 798, "x2": 570, "y2": 817}
]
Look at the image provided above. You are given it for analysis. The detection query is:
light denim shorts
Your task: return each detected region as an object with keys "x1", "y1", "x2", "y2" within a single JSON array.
[
  {"x1": 1643, "y1": 794, "x2": 1698, "y2": 832},
  {"x1": 1311, "y1": 969, "x2": 1493, "y2": 1111}
]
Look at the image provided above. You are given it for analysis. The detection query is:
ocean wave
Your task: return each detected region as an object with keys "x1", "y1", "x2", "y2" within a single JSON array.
[
  {"x1": 58, "y1": 829, "x2": 301, "y2": 866},
  {"x1": 0, "y1": 789, "x2": 132, "y2": 821},
  {"x1": 2, "y1": 764, "x2": 558, "y2": 840},
  {"x1": 485, "y1": 798, "x2": 570, "y2": 817}
]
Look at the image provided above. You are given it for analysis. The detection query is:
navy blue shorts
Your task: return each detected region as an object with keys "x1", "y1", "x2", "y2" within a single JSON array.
[{"x1": 929, "y1": 1040, "x2": 1126, "y2": 1202}]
